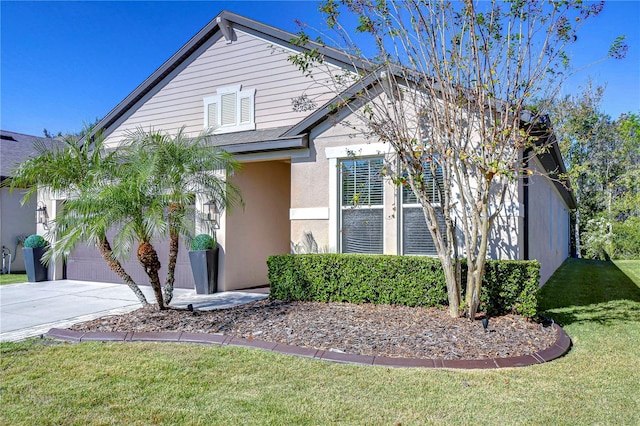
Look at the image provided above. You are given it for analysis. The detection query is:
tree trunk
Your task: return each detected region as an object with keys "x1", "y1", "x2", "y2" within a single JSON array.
[
  {"x1": 447, "y1": 206, "x2": 462, "y2": 317},
  {"x1": 465, "y1": 257, "x2": 486, "y2": 320},
  {"x1": 97, "y1": 237, "x2": 148, "y2": 306},
  {"x1": 574, "y1": 191, "x2": 582, "y2": 258},
  {"x1": 607, "y1": 185, "x2": 613, "y2": 235},
  {"x1": 137, "y1": 242, "x2": 165, "y2": 310},
  {"x1": 163, "y1": 229, "x2": 179, "y2": 304},
  {"x1": 440, "y1": 255, "x2": 461, "y2": 317},
  {"x1": 466, "y1": 198, "x2": 491, "y2": 320}
]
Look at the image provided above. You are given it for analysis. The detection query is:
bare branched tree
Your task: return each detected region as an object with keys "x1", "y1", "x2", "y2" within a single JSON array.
[{"x1": 288, "y1": 0, "x2": 626, "y2": 319}]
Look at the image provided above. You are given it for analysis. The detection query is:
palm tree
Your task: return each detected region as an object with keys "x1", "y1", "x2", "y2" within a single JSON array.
[
  {"x1": 121, "y1": 127, "x2": 242, "y2": 304},
  {"x1": 9, "y1": 127, "x2": 242, "y2": 310},
  {"x1": 86, "y1": 174, "x2": 169, "y2": 309},
  {"x1": 7, "y1": 131, "x2": 149, "y2": 306}
]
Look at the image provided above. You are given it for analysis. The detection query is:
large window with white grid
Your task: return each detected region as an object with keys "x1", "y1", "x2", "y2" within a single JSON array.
[
  {"x1": 401, "y1": 161, "x2": 446, "y2": 255},
  {"x1": 339, "y1": 157, "x2": 384, "y2": 254}
]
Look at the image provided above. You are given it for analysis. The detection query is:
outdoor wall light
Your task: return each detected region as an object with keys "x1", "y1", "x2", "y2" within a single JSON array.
[
  {"x1": 36, "y1": 202, "x2": 49, "y2": 229},
  {"x1": 203, "y1": 199, "x2": 220, "y2": 229}
]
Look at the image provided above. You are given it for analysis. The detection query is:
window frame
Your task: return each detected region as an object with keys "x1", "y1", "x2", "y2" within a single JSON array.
[
  {"x1": 339, "y1": 156, "x2": 385, "y2": 254},
  {"x1": 203, "y1": 85, "x2": 256, "y2": 134},
  {"x1": 399, "y1": 158, "x2": 446, "y2": 256}
]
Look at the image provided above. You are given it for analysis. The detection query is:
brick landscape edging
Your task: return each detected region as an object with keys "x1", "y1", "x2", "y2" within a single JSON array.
[{"x1": 45, "y1": 324, "x2": 571, "y2": 369}]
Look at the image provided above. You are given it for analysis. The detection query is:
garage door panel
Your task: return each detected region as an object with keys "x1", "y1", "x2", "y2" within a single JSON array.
[{"x1": 67, "y1": 239, "x2": 195, "y2": 289}]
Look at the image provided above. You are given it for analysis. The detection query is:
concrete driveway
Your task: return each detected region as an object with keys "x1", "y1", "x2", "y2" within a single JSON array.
[{"x1": 0, "y1": 279, "x2": 268, "y2": 342}]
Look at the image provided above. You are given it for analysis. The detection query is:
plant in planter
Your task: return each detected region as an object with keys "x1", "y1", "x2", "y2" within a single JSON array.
[
  {"x1": 22, "y1": 234, "x2": 48, "y2": 282},
  {"x1": 188, "y1": 234, "x2": 219, "y2": 294}
]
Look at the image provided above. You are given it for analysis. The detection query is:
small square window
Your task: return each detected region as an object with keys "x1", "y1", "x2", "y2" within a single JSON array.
[{"x1": 204, "y1": 85, "x2": 256, "y2": 133}]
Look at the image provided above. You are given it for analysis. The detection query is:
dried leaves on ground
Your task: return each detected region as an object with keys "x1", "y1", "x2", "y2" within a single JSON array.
[{"x1": 70, "y1": 300, "x2": 557, "y2": 360}]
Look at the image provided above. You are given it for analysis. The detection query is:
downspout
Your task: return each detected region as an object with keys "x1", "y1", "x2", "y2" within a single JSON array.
[{"x1": 523, "y1": 148, "x2": 531, "y2": 260}]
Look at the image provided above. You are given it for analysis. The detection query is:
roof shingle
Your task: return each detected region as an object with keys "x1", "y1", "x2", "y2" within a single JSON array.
[{"x1": 0, "y1": 130, "x2": 60, "y2": 179}]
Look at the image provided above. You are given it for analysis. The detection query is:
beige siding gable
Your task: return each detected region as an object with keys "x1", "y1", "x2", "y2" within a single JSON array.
[{"x1": 105, "y1": 29, "x2": 336, "y2": 147}]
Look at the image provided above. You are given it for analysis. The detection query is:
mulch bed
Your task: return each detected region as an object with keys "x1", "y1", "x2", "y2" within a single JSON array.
[{"x1": 70, "y1": 299, "x2": 557, "y2": 360}]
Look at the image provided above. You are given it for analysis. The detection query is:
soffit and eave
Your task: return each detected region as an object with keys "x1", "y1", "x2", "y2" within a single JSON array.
[{"x1": 532, "y1": 132, "x2": 577, "y2": 210}]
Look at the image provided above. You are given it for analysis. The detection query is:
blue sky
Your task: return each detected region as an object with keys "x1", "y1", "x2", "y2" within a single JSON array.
[{"x1": 1, "y1": 0, "x2": 639, "y2": 137}]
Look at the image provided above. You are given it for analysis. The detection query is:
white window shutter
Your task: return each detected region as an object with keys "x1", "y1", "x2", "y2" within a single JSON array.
[
  {"x1": 221, "y1": 93, "x2": 237, "y2": 126},
  {"x1": 204, "y1": 86, "x2": 255, "y2": 133},
  {"x1": 207, "y1": 101, "x2": 218, "y2": 128},
  {"x1": 240, "y1": 96, "x2": 251, "y2": 124}
]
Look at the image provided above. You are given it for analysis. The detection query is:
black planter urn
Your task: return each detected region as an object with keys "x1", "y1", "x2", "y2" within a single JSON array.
[
  {"x1": 22, "y1": 247, "x2": 48, "y2": 282},
  {"x1": 188, "y1": 247, "x2": 219, "y2": 294}
]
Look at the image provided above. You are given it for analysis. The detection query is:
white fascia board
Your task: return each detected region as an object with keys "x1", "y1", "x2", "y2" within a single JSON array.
[
  {"x1": 290, "y1": 207, "x2": 330, "y2": 220},
  {"x1": 325, "y1": 142, "x2": 392, "y2": 159}
]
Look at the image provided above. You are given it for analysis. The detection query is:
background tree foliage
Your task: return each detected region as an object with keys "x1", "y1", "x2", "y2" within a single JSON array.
[{"x1": 551, "y1": 83, "x2": 639, "y2": 260}]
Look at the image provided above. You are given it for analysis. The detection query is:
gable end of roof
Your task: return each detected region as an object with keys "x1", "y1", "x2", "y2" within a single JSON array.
[{"x1": 90, "y1": 10, "x2": 360, "y2": 142}]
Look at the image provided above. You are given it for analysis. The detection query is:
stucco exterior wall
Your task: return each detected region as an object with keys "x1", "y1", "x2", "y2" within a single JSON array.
[
  {"x1": 290, "y1": 120, "x2": 348, "y2": 252},
  {"x1": 527, "y1": 158, "x2": 571, "y2": 284},
  {"x1": 291, "y1": 115, "x2": 400, "y2": 254},
  {"x1": 0, "y1": 188, "x2": 36, "y2": 273},
  {"x1": 290, "y1": 110, "x2": 526, "y2": 260},
  {"x1": 220, "y1": 160, "x2": 291, "y2": 290},
  {"x1": 487, "y1": 181, "x2": 523, "y2": 261}
]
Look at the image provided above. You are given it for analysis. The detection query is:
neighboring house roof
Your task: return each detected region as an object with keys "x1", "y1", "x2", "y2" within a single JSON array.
[{"x1": 0, "y1": 130, "x2": 59, "y2": 180}]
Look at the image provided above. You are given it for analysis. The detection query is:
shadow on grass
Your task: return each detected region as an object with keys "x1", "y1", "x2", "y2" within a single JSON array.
[{"x1": 537, "y1": 258, "x2": 640, "y2": 327}]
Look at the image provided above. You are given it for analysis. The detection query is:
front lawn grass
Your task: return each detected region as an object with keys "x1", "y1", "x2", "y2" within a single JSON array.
[
  {"x1": 0, "y1": 274, "x2": 27, "y2": 285},
  {"x1": 1, "y1": 259, "x2": 639, "y2": 425},
  {"x1": 615, "y1": 259, "x2": 640, "y2": 285}
]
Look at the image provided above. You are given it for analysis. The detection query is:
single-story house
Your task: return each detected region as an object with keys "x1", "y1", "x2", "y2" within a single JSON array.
[
  {"x1": 1, "y1": 130, "x2": 60, "y2": 274},
  {"x1": 41, "y1": 10, "x2": 576, "y2": 290}
]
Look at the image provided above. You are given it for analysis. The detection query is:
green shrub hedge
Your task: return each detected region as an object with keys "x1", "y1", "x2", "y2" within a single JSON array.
[
  {"x1": 267, "y1": 254, "x2": 540, "y2": 317},
  {"x1": 473, "y1": 259, "x2": 540, "y2": 317},
  {"x1": 190, "y1": 234, "x2": 216, "y2": 251}
]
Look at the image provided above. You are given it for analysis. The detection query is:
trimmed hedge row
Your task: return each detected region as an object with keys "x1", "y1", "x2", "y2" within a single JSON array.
[
  {"x1": 475, "y1": 259, "x2": 540, "y2": 317},
  {"x1": 267, "y1": 254, "x2": 540, "y2": 317},
  {"x1": 268, "y1": 254, "x2": 448, "y2": 307}
]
